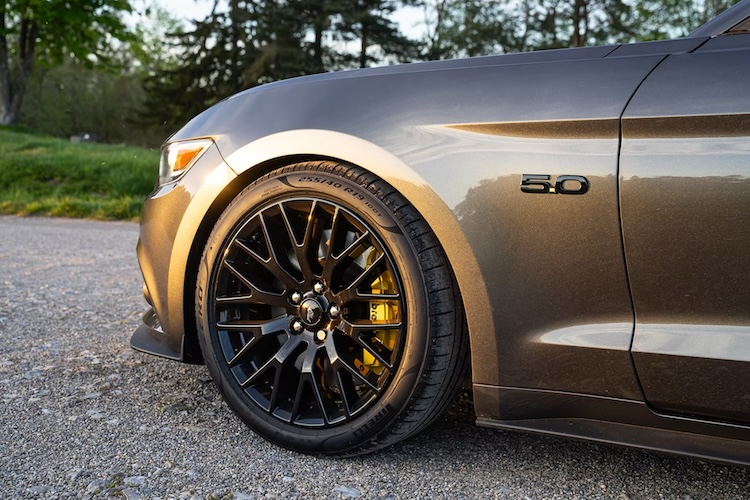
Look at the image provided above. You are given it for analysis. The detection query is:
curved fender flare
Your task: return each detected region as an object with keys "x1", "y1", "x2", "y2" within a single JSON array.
[{"x1": 220, "y1": 129, "x2": 497, "y2": 383}]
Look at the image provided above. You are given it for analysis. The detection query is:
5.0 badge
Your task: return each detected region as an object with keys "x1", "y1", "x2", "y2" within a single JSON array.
[{"x1": 520, "y1": 174, "x2": 589, "y2": 195}]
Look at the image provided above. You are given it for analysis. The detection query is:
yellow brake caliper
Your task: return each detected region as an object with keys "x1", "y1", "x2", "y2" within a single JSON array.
[{"x1": 355, "y1": 250, "x2": 399, "y2": 377}]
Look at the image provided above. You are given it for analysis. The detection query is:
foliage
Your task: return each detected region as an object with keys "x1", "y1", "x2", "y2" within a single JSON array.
[
  {"x1": 140, "y1": 0, "x2": 419, "y2": 130},
  {"x1": 0, "y1": 127, "x2": 158, "y2": 220},
  {"x1": 632, "y1": 0, "x2": 737, "y2": 40},
  {"x1": 418, "y1": 0, "x2": 738, "y2": 58},
  {"x1": 129, "y1": 2, "x2": 186, "y2": 76},
  {"x1": 20, "y1": 58, "x2": 163, "y2": 146},
  {"x1": 5, "y1": 0, "x2": 738, "y2": 150},
  {"x1": 11, "y1": 2, "x2": 183, "y2": 147},
  {"x1": 336, "y1": 0, "x2": 421, "y2": 68},
  {"x1": 0, "y1": 0, "x2": 135, "y2": 125}
]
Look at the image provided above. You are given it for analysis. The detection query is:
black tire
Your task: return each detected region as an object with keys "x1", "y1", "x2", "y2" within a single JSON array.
[{"x1": 195, "y1": 161, "x2": 469, "y2": 455}]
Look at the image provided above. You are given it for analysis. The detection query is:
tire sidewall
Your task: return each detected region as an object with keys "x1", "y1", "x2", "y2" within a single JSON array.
[{"x1": 196, "y1": 167, "x2": 430, "y2": 454}]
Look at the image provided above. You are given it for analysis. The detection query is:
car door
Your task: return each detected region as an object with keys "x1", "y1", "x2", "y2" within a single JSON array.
[{"x1": 620, "y1": 27, "x2": 750, "y2": 423}]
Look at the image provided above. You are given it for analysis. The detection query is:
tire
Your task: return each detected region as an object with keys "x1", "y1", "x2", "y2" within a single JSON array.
[{"x1": 195, "y1": 161, "x2": 469, "y2": 455}]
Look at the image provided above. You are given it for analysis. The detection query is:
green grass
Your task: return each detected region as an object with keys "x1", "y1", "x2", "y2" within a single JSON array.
[{"x1": 0, "y1": 127, "x2": 160, "y2": 220}]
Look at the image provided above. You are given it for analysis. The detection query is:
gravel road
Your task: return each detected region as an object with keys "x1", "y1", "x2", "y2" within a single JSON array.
[{"x1": 0, "y1": 215, "x2": 748, "y2": 499}]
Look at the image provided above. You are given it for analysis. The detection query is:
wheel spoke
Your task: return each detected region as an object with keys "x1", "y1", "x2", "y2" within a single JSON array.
[
  {"x1": 226, "y1": 337, "x2": 257, "y2": 367},
  {"x1": 336, "y1": 359, "x2": 379, "y2": 392},
  {"x1": 222, "y1": 261, "x2": 288, "y2": 307},
  {"x1": 336, "y1": 288, "x2": 399, "y2": 305},
  {"x1": 260, "y1": 212, "x2": 304, "y2": 288},
  {"x1": 290, "y1": 374, "x2": 326, "y2": 424},
  {"x1": 290, "y1": 375, "x2": 307, "y2": 422},
  {"x1": 299, "y1": 200, "x2": 318, "y2": 248},
  {"x1": 338, "y1": 320, "x2": 397, "y2": 369},
  {"x1": 300, "y1": 345, "x2": 331, "y2": 424},
  {"x1": 320, "y1": 207, "x2": 342, "y2": 274},
  {"x1": 218, "y1": 316, "x2": 291, "y2": 368},
  {"x1": 216, "y1": 315, "x2": 291, "y2": 336},
  {"x1": 215, "y1": 295, "x2": 254, "y2": 304},
  {"x1": 240, "y1": 357, "x2": 277, "y2": 388},
  {"x1": 307, "y1": 371, "x2": 330, "y2": 424},
  {"x1": 280, "y1": 202, "x2": 315, "y2": 280},
  {"x1": 321, "y1": 230, "x2": 370, "y2": 284},
  {"x1": 241, "y1": 335, "x2": 301, "y2": 388},
  {"x1": 337, "y1": 253, "x2": 386, "y2": 298},
  {"x1": 233, "y1": 219, "x2": 300, "y2": 290},
  {"x1": 268, "y1": 361, "x2": 284, "y2": 411},
  {"x1": 339, "y1": 318, "x2": 402, "y2": 334},
  {"x1": 233, "y1": 239, "x2": 268, "y2": 266},
  {"x1": 336, "y1": 370, "x2": 354, "y2": 417}
]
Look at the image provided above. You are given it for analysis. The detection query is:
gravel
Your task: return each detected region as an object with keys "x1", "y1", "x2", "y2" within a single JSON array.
[{"x1": 0, "y1": 215, "x2": 748, "y2": 499}]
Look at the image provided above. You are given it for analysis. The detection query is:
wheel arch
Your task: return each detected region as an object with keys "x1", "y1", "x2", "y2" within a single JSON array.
[
  {"x1": 180, "y1": 130, "x2": 495, "y2": 382},
  {"x1": 178, "y1": 153, "x2": 316, "y2": 362}
]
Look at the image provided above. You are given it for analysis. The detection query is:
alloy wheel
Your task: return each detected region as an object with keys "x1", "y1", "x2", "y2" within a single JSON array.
[{"x1": 210, "y1": 198, "x2": 406, "y2": 427}]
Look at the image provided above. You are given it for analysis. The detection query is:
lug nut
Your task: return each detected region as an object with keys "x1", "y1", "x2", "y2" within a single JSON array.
[
  {"x1": 313, "y1": 282, "x2": 325, "y2": 294},
  {"x1": 316, "y1": 330, "x2": 327, "y2": 342},
  {"x1": 329, "y1": 304, "x2": 340, "y2": 318},
  {"x1": 290, "y1": 291, "x2": 302, "y2": 304},
  {"x1": 292, "y1": 320, "x2": 304, "y2": 333}
]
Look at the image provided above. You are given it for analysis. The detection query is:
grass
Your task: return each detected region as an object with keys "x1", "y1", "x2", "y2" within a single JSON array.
[{"x1": 0, "y1": 127, "x2": 160, "y2": 221}]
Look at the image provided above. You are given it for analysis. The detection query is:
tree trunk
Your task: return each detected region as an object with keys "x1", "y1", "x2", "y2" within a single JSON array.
[
  {"x1": 10, "y1": 19, "x2": 38, "y2": 124},
  {"x1": 359, "y1": 0, "x2": 370, "y2": 68},
  {"x1": 0, "y1": 9, "x2": 13, "y2": 125},
  {"x1": 313, "y1": 22, "x2": 324, "y2": 73},
  {"x1": 571, "y1": 0, "x2": 588, "y2": 47},
  {"x1": 360, "y1": 24, "x2": 368, "y2": 68},
  {"x1": 229, "y1": 0, "x2": 241, "y2": 92},
  {"x1": 0, "y1": 14, "x2": 37, "y2": 126}
]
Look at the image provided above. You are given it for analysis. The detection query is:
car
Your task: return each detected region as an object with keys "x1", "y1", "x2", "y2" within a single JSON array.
[{"x1": 132, "y1": 0, "x2": 750, "y2": 463}]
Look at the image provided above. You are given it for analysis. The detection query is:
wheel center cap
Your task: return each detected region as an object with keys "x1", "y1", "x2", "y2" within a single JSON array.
[{"x1": 299, "y1": 298, "x2": 324, "y2": 327}]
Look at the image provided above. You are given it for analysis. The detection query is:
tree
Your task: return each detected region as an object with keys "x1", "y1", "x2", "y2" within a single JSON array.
[
  {"x1": 421, "y1": 0, "x2": 737, "y2": 59},
  {"x1": 294, "y1": 0, "x2": 346, "y2": 73},
  {"x1": 129, "y1": 2, "x2": 185, "y2": 77},
  {"x1": 632, "y1": 0, "x2": 736, "y2": 41},
  {"x1": 519, "y1": 0, "x2": 635, "y2": 49},
  {"x1": 141, "y1": 0, "x2": 347, "y2": 131},
  {"x1": 338, "y1": 0, "x2": 419, "y2": 68},
  {"x1": 139, "y1": 0, "x2": 276, "y2": 132},
  {"x1": 421, "y1": 0, "x2": 525, "y2": 59},
  {"x1": 20, "y1": 57, "x2": 151, "y2": 144},
  {"x1": 0, "y1": 0, "x2": 134, "y2": 126}
]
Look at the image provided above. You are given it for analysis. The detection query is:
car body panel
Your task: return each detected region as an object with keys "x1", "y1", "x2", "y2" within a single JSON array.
[
  {"x1": 621, "y1": 33, "x2": 750, "y2": 424},
  {"x1": 131, "y1": 0, "x2": 750, "y2": 465},
  {"x1": 605, "y1": 36, "x2": 707, "y2": 57},
  {"x1": 475, "y1": 386, "x2": 750, "y2": 468},
  {"x1": 137, "y1": 146, "x2": 237, "y2": 360},
  {"x1": 171, "y1": 51, "x2": 667, "y2": 398}
]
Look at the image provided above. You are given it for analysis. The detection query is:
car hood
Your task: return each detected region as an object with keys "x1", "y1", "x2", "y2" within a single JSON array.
[{"x1": 171, "y1": 44, "x2": 619, "y2": 146}]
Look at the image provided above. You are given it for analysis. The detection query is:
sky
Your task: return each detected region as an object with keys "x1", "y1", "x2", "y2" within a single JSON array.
[{"x1": 157, "y1": 0, "x2": 213, "y2": 21}]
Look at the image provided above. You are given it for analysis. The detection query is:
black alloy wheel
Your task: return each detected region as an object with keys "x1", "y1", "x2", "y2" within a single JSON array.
[
  {"x1": 196, "y1": 161, "x2": 469, "y2": 455},
  {"x1": 211, "y1": 196, "x2": 405, "y2": 426}
]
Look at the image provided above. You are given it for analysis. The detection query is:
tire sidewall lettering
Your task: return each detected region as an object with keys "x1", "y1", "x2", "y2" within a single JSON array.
[{"x1": 287, "y1": 174, "x2": 388, "y2": 224}]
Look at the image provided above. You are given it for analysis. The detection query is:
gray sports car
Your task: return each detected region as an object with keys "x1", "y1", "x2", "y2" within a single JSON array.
[{"x1": 132, "y1": 0, "x2": 750, "y2": 463}]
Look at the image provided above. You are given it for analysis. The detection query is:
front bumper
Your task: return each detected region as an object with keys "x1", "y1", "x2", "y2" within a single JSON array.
[
  {"x1": 131, "y1": 308, "x2": 183, "y2": 361},
  {"x1": 130, "y1": 144, "x2": 238, "y2": 364}
]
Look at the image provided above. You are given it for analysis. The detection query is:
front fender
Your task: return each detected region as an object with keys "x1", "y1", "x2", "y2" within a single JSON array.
[{"x1": 222, "y1": 129, "x2": 495, "y2": 384}]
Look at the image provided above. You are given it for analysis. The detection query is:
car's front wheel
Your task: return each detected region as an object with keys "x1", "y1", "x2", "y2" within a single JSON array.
[{"x1": 195, "y1": 161, "x2": 468, "y2": 455}]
